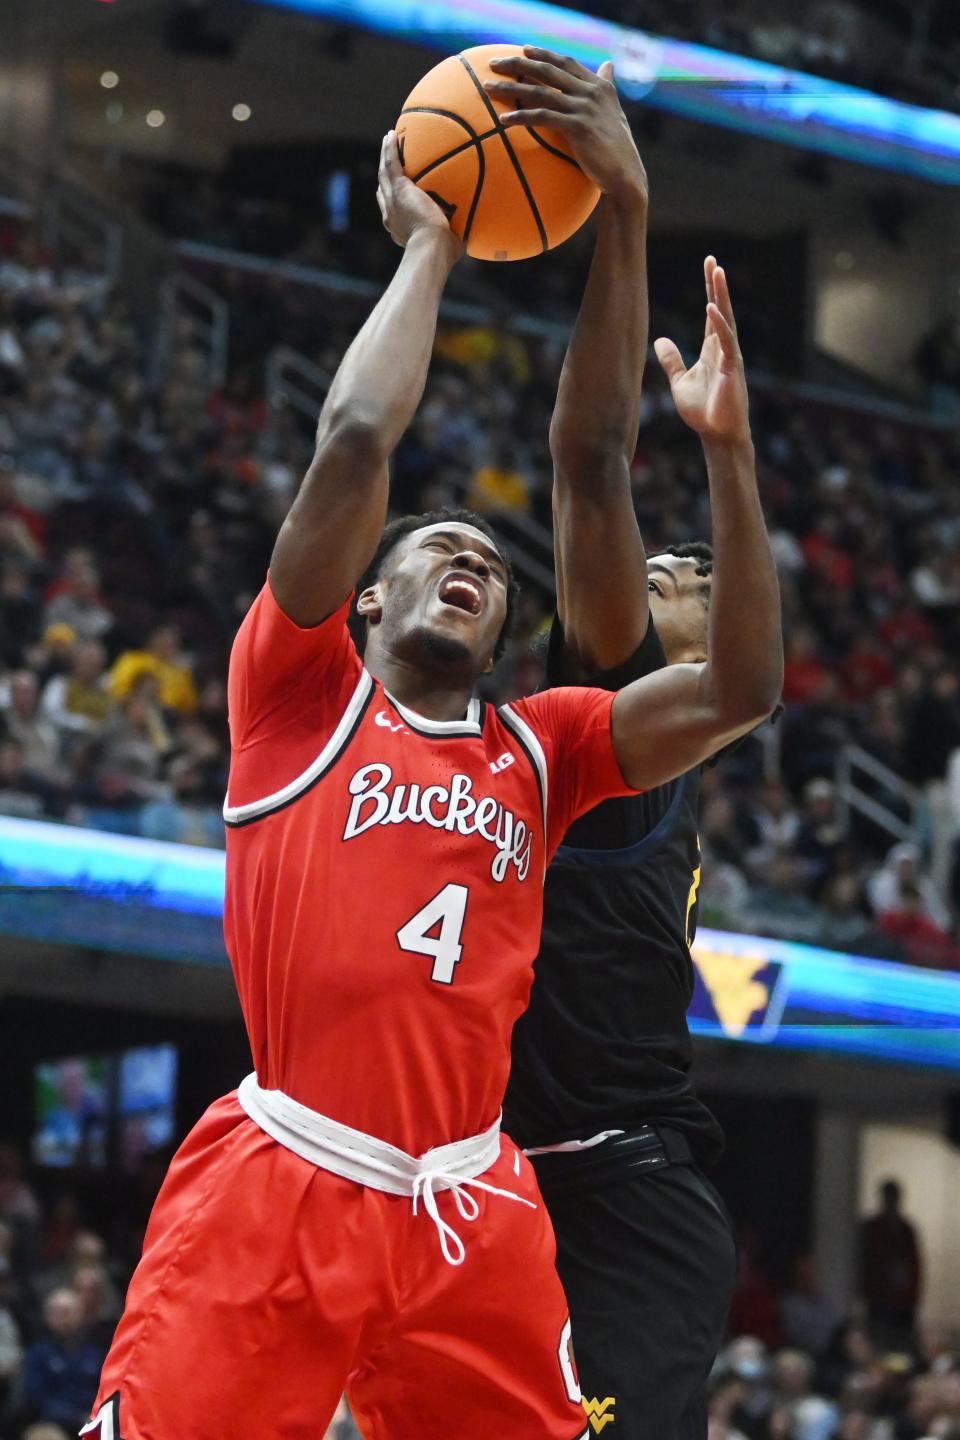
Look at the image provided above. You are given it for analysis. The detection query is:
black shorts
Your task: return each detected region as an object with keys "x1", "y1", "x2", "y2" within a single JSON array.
[{"x1": 531, "y1": 1129, "x2": 736, "y2": 1440}]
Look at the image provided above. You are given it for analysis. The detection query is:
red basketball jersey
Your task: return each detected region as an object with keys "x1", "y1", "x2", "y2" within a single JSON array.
[{"x1": 223, "y1": 580, "x2": 634, "y2": 1155}]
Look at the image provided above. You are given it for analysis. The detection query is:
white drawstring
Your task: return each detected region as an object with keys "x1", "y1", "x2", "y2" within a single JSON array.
[
  {"x1": 412, "y1": 1168, "x2": 536, "y2": 1266},
  {"x1": 237, "y1": 1075, "x2": 533, "y2": 1266}
]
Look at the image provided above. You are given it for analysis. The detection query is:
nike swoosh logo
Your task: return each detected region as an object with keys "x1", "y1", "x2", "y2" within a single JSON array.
[{"x1": 375, "y1": 710, "x2": 405, "y2": 733}]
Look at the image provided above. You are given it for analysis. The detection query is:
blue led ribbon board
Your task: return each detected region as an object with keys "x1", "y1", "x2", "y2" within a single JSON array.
[
  {"x1": 0, "y1": 816, "x2": 227, "y2": 965},
  {"x1": 1, "y1": 818, "x2": 958, "y2": 1066},
  {"x1": 691, "y1": 927, "x2": 960, "y2": 1071},
  {"x1": 258, "y1": 0, "x2": 960, "y2": 184}
]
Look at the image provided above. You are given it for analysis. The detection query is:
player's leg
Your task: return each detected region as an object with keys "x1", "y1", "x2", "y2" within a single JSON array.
[
  {"x1": 544, "y1": 1163, "x2": 736, "y2": 1440},
  {"x1": 89, "y1": 1095, "x2": 370, "y2": 1440},
  {"x1": 348, "y1": 1139, "x2": 588, "y2": 1440}
]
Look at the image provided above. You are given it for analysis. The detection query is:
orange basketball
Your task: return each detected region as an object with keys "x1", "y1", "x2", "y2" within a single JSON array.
[{"x1": 396, "y1": 43, "x2": 600, "y2": 262}]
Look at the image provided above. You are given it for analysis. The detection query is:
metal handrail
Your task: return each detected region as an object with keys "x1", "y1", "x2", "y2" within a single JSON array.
[
  {"x1": 175, "y1": 239, "x2": 570, "y2": 343},
  {"x1": 159, "y1": 272, "x2": 229, "y2": 390},
  {"x1": 843, "y1": 744, "x2": 921, "y2": 799},
  {"x1": 835, "y1": 743, "x2": 923, "y2": 846},
  {"x1": 175, "y1": 240, "x2": 959, "y2": 432},
  {"x1": 44, "y1": 190, "x2": 123, "y2": 281},
  {"x1": 266, "y1": 344, "x2": 331, "y2": 410}
]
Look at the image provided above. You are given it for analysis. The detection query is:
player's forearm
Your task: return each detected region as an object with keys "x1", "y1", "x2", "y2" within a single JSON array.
[
  {"x1": 270, "y1": 229, "x2": 457, "y2": 626},
  {"x1": 549, "y1": 185, "x2": 649, "y2": 480},
  {"x1": 549, "y1": 186, "x2": 651, "y2": 668},
  {"x1": 702, "y1": 437, "x2": 783, "y2": 722},
  {"x1": 317, "y1": 228, "x2": 458, "y2": 459}
]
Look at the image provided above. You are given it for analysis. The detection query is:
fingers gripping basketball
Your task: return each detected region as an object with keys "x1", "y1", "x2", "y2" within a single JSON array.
[{"x1": 396, "y1": 45, "x2": 600, "y2": 262}]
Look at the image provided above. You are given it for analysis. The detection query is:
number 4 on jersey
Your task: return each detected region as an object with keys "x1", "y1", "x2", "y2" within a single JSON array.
[{"x1": 396, "y1": 883, "x2": 469, "y2": 985}]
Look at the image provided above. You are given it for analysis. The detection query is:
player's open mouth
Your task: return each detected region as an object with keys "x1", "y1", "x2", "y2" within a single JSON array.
[{"x1": 437, "y1": 574, "x2": 484, "y2": 615}]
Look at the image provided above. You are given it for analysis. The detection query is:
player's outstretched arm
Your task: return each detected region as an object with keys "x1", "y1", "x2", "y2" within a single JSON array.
[
  {"x1": 270, "y1": 132, "x2": 461, "y2": 628},
  {"x1": 486, "y1": 49, "x2": 650, "y2": 671},
  {"x1": 610, "y1": 259, "x2": 783, "y2": 788}
]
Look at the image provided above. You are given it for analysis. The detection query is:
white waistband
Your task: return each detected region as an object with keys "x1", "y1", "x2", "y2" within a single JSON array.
[{"x1": 237, "y1": 1074, "x2": 533, "y2": 1265}]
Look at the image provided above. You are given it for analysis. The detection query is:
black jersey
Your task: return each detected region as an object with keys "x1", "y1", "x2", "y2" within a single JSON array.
[{"x1": 504, "y1": 616, "x2": 724, "y2": 1166}]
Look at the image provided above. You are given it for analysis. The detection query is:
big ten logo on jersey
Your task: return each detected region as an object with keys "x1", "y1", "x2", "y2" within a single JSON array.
[
  {"x1": 81, "y1": 1394, "x2": 124, "y2": 1440},
  {"x1": 342, "y1": 762, "x2": 534, "y2": 882}
]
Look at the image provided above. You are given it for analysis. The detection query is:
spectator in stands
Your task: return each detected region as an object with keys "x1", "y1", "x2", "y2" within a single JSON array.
[
  {"x1": 43, "y1": 549, "x2": 95, "y2": 604},
  {"x1": 140, "y1": 747, "x2": 225, "y2": 848},
  {"x1": 868, "y1": 843, "x2": 951, "y2": 932},
  {"x1": 21, "y1": 1288, "x2": 105, "y2": 1432},
  {"x1": 0, "y1": 1261, "x2": 22, "y2": 1420},
  {"x1": 69, "y1": 1263, "x2": 121, "y2": 1351},
  {"x1": 88, "y1": 686, "x2": 171, "y2": 817},
  {"x1": 714, "y1": 1335, "x2": 775, "y2": 1438},
  {"x1": 745, "y1": 778, "x2": 801, "y2": 876},
  {"x1": 811, "y1": 870, "x2": 867, "y2": 942},
  {"x1": 108, "y1": 624, "x2": 197, "y2": 715},
  {"x1": 912, "y1": 547, "x2": 960, "y2": 613},
  {"x1": 876, "y1": 881, "x2": 959, "y2": 969},
  {"x1": 780, "y1": 1255, "x2": 841, "y2": 1358},
  {"x1": 42, "y1": 562, "x2": 112, "y2": 643},
  {"x1": 40, "y1": 641, "x2": 111, "y2": 746},
  {"x1": 0, "y1": 672, "x2": 62, "y2": 779},
  {"x1": 0, "y1": 738, "x2": 59, "y2": 820},
  {"x1": 901, "y1": 666, "x2": 960, "y2": 785},
  {"x1": 802, "y1": 513, "x2": 855, "y2": 595},
  {"x1": 0, "y1": 560, "x2": 39, "y2": 668},
  {"x1": 770, "y1": 1347, "x2": 837, "y2": 1440},
  {"x1": 857, "y1": 687, "x2": 906, "y2": 776},
  {"x1": 20, "y1": 1427, "x2": 72, "y2": 1440},
  {"x1": 707, "y1": 1376, "x2": 751, "y2": 1440},
  {"x1": 858, "y1": 1180, "x2": 923, "y2": 1346},
  {"x1": 727, "y1": 1238, "x2": 783, "y2": 1350},
  {"x1": 0, "y1": 1216, "x2": 23, "y2": 1315},
  {"x1": 0, "y1": 468, "x2": 44, "y2": 568},
  {"x1": 794, "y1": 779, "x2": 849, "y2": 894},
  {"x1": 34, "y1": 1233, "x2": 122, "y2": 1330},
  {"x1": 782, "y1": 624, "x2": 832, "y2": 705},
  {"x1": 27, "y1": 626, "x2": 78, "y2": 691},
  {"x1": 434, "y1": 313, "x2": 531, "y2": 387},
  {"x1": 905, "y1": 1373, "x2": 947, "y2": 1439},
  {"x1": 466, "y1": 439, "x2": 533, "y2": 517},
  {"x1": 841, "y1": 630, "x2": 894, "y2": 705},
  {"x1": 0, "y1": 1147, "x2": 39, "y2": 1243}
]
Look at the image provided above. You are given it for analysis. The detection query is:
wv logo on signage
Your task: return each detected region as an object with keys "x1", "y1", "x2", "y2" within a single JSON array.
[
  {"x1": 691, "y1": 940, "x2": 789, "y2": 1041},
  {"x1": 583, "y1": 1396, "x2": 617, "y2": 1433}
]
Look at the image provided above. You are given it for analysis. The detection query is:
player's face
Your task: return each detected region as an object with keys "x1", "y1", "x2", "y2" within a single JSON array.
[
  {"x1": 363, "y1": 523, "x2": 509, "y2": 676},
  {"x1": 647, "y1": 555, "x2": 711, "y2": 665}
]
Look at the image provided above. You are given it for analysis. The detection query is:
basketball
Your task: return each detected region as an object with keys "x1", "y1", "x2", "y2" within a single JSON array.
[{"x1": 396, "y1": 44, "x2": 601, "y2": 261}]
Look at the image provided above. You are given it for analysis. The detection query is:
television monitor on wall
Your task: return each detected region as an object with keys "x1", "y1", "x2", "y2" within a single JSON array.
[{"x1": 33, "y1": 1044, "x2": 178, "y2": 1170}]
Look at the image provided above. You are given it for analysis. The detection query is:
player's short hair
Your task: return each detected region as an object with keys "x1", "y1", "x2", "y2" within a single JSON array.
[
  {"x1": 350, "y1": 508, "x2": 519, "y2": 662},
  {"x1": 658, "y1": 541, "x2": 713, "y2": 577}
]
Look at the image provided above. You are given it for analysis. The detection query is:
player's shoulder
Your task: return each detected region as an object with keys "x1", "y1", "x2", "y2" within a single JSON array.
[
  {"x1": 495, "y1": 686, "x2": 616, "y2": 769},
  {"x1": 508, "y1": 683, "x2": 613, "y2": 725},
  {"x1": 227, "y1": 578, "x2": 365, "y2": 754}
]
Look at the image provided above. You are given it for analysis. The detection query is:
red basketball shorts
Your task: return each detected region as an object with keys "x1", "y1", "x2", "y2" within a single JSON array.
[{"x1": 86, "y1": 1093, "x2": 588, "y2": 1439}]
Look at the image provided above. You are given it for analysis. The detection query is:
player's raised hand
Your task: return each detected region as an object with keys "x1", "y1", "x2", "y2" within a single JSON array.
[
  {"x1": 376, "y1": 131, "x2": 462, "y2": 257},
  {"x1": 484, "y1": 48, "x2": 647, "y2": 203},
  {"x1": 653, "y1": 257, "x2": 751, "y2": 446}
]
